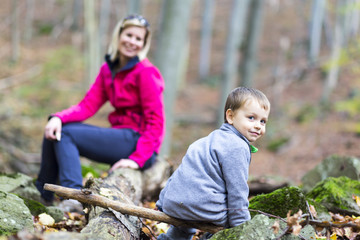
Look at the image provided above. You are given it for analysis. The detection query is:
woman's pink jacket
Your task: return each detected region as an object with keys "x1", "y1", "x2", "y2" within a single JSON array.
[{"x1": 54, "y1": 58, "x2": 165, "y2": 168}]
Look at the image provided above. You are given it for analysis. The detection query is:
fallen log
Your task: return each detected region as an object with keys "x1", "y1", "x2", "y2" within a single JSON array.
[{"x1": 44, "y1": 183, "x2": 224, "y2": 234}]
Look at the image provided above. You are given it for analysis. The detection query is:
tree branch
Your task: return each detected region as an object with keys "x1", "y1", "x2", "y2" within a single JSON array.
[{"x1": 44, "y1": 183, "x2": 224, "y2": 234}]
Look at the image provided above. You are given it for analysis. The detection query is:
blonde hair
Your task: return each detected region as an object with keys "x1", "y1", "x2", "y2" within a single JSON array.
[
  {"x1": 107, "y1": 15, "x2": 151, "y2": 62},
  {"x1": 224, "y1": 87, "x2": 270, "y2": 123}
]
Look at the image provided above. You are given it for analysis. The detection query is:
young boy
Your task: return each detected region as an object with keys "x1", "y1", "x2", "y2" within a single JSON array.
[{"x1": 156, "y1": 87, "x2": 270, "y2": 240}]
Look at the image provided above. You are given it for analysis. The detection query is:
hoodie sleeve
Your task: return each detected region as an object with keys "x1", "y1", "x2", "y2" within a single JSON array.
[{"x1": 220, "y1": 137, "x2": 251, "y2": 227}]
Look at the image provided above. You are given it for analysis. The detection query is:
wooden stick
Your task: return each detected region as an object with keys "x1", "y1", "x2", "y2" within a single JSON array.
[{"x1": 44, "y1": 184, "x2": 223, "y2": 234}]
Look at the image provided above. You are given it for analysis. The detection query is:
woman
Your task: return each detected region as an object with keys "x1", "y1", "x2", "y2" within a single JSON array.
[{"x1": 35, "y1": 15, "x2": 165, "y2": 205}]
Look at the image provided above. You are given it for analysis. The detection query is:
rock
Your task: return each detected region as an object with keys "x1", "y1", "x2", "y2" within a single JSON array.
[
  {"x1": 42, "y1": 232, "x2": 98, "y2": 240},
  {"x1": 249, "y1": 186, "x2": 307, "y2": 218},
  {"x1": 306, "y1": 176, "x2": 360, "y2": 216},
  {"x1": 19, "y1": 196, "x2": 48, "y2": 216},
  {"x1": 46, "y1": 206, "x2": 65, "y2": 223},
  {"x1": 209, "y1": 214, "x2": 315, "y2": 240},
  {"x1": 0, "y1": 172, "x2": 42, "y2": 202},
  {"x1": 0, "y1": 191, "x2": 33, "y2": 236},
  {"x1": 301, "y1": 155, "x2": 360, "y2": 193}
]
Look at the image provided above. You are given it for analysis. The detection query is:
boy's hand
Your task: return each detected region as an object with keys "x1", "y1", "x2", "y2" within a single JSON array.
[
  {"x1": 44, "y1": 117, "x2": 62, "y2": 141},
  {"x1": 109, "y1": 159, "x2": 139, "y2": 172}
]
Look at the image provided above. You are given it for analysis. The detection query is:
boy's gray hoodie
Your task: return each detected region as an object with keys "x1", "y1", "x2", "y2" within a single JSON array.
[{"x1": 156, "y1": 123, "x2": 251, "y2": 228}]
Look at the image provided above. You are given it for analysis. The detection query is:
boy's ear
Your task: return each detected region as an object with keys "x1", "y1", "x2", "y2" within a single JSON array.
[{"x1": 225, "y1": 109, "x2": 234, "y2": 124}]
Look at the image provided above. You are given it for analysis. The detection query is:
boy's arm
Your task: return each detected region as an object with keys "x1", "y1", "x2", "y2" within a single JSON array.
[{"x1": 222, "y1": 146, "x2": 251, "y2": 227}]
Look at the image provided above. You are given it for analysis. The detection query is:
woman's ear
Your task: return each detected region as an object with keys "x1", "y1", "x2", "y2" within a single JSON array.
[{"x1": 226, "y1": 109, "x2": 234, "y2": 124}]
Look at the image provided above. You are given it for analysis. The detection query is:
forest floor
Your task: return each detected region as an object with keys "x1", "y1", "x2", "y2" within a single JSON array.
[{"x1": 1, "y1": 0, "x2": 360, "y2": 188}]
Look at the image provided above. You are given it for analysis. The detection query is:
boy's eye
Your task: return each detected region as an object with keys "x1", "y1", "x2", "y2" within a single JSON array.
[
  {"x1": 261, "y1": 120, "x2": 267, "y2": 124},
  {"x1": 248, "y1": 116, "x2": 254, "y2": 120}
]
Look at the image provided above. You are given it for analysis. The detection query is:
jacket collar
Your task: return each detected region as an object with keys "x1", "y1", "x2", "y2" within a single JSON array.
[
  {"x1": 221, "y1": 123, "x2": 258, "y2": 153},
  {"x1": 105, "y1": 54, "x2": 140, "y2": 78}
]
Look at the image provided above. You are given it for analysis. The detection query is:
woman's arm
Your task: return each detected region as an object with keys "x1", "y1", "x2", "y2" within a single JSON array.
[{"x1": 128, "y1": 67, "x2": 165, "y2": 168}]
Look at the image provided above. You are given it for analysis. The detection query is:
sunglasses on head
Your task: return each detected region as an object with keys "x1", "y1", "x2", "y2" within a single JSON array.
[{"x1": 124, "y1": 14, "x2": 150, "y2": 28}]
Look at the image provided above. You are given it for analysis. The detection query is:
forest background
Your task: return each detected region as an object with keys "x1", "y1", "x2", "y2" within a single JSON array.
[{"x1": 1, "y1": 0, "x2": 360, "y2": 187}]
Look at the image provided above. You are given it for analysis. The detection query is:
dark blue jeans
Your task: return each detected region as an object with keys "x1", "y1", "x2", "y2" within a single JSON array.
[{"x1": 36, "y1": 123, "x2": 156, "y2": 201}]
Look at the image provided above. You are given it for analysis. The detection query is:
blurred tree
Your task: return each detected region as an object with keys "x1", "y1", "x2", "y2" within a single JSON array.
[
  {"x1": 99, "y1": 0, "x2": 111, "y2": 58},
  {"x1": 71, "y1": 0, "x2": 82, "y2": 31},
  {"x1": 217, "y1": 0, "x2": 250, "y2": 126},
  {"x1": 309, "y1": 0, "x2": 326, "y2": 65},
  {"x1": 155, "y1": 0, "x2": 193, "y2": 156},
  {"x1": 198, "y1": 0, "x2": 215, "y2": 82},
  {"x1": 84, "y1": 0, "x2": 100, "y2": 87},
  {"x1": 322, "y1": 0, "x2": 346, "y2": 103},
  {"x1": 24, "y1": 0, "x2": 34, "y2": 42},
  {"x1": 239, "y1": 0, "x2": 265, "y2": 88},
  {"x1": 127, "y1": 0, "x2": 142, "y2": 14},
  {"x1": 11, "y1": 0, "x2": 20, "y2": 62}
]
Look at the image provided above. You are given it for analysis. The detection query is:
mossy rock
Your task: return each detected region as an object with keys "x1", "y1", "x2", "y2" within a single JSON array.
[
  {"x1": 46, "y1": 206, "x2": 65, "y2": 223},
  {"x1": 16, "y1": 196, "x2": 64, "y2": 222},
  {"x1": 249, "y1": 186, "x2": 307, "y2": 218},
  {"x1": 18, "y1": 195, "x2": 48, "y2": 216},
  {"x1": 306, "y1": 176, "x2": 360, "y2": 216},
  {"x1": 0, "y1": 172, "x2": 42, "y2": 202},
  {"x1": 0, "y1": 191, "x2": 33, "y2": 236},
  {"x1": 210, "y1": 214, "x2": 316, "y2": 240},
  {"x1": 301, "y1": 155, "x2": 360, "y2": 193}
]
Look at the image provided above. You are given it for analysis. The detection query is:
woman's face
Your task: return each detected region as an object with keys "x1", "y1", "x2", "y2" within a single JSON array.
[{"x1": 118, "y1": 26, "x2": 146, "y2": 59}]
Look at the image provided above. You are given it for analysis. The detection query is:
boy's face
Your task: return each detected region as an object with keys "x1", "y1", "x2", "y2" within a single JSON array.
[{"x1": 226, "y1": 99, "x2": 270, "y2": 143}]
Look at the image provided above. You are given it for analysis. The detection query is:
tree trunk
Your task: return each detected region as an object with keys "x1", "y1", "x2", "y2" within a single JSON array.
[
  {"x1": 198, "y1": 0, "x2": 215, "y2": 82},
  {"x1": 127, "y1": 0, "x2": 142, "y2": 15},
  {"x1": 308, "y1": 0, "x2": 326, "y2": 65},
  {"x1": 24, "y1": 0, "x2": 34, "y2": 42},
  {"x1": 155, "y1": 0, "x2": 193, "y2": 156},
  {"x1": 239, "y1": 0, "x2": 265, "y2": 88},
  {"x1": 217, "y1": 0, "x2": 250, "y2": 126},
  {"x1": 11, "y1": 0, "x2": 20, "y2": 63},
  {"x1": 84, "y1": 0, "x2": 100, "y2": 87},
  {"x1": 80, "y1": 169, "x2": 143, "y2": 240},
  {"x1": 56, "y1": 157, "x2": 171, "y2": 240},
  {"x1": 99, "y1": 0, "x2": 111, "y2": 59},
  {"x1": 322, "y1": 0, "x2": 345, "y2": 103}
]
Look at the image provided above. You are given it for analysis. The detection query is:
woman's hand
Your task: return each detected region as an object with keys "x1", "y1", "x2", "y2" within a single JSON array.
[
  {"x1": 109, "y1": 159, "x2": 139, "y2": 172},
  {"x1": 44, "y1": 117, "x2": 62, "y2": 141}
]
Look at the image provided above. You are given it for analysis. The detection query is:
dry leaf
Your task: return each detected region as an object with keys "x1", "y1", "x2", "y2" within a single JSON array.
[
  {"x1": 286, "y1": 210, "x2": 303, "y2": 236},
  {"x1": 309, "y1": 204, "x2": 317, "y2": 218},
  {"x1": 353, "y1": 195, "x2": 360, "y2": 207},
  {"x1": 271, "y1": 220, "x2": 280, "y2": 234}
]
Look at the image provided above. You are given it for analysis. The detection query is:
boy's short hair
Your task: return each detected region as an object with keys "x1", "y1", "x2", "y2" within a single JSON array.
[{"x1": 224, "y1": 87, "x2": 270, "y2": 123}]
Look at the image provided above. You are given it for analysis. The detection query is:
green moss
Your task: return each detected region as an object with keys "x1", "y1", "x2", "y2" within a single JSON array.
[
  {"x1": 249, "y1": 186, "x2": 307, "y2": 218},
  {"x1": 266, "y1": 136, "x2": 289, "y2": 152},
  {"x1": 17, "y1": 196, "x2": 48, "y2": 216},
  {"x1": 306, "y1": 176, "x2": 360, "y2": 211},
  {"x1": 294, "y1": 104, "x2": 318, "y2": 123},
  {"x1": 0, "y1": 172, "x2": 20, "y2": 178},
  {"x1": 335, "y1": 98, "x2": 360, "y2": 117}
]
